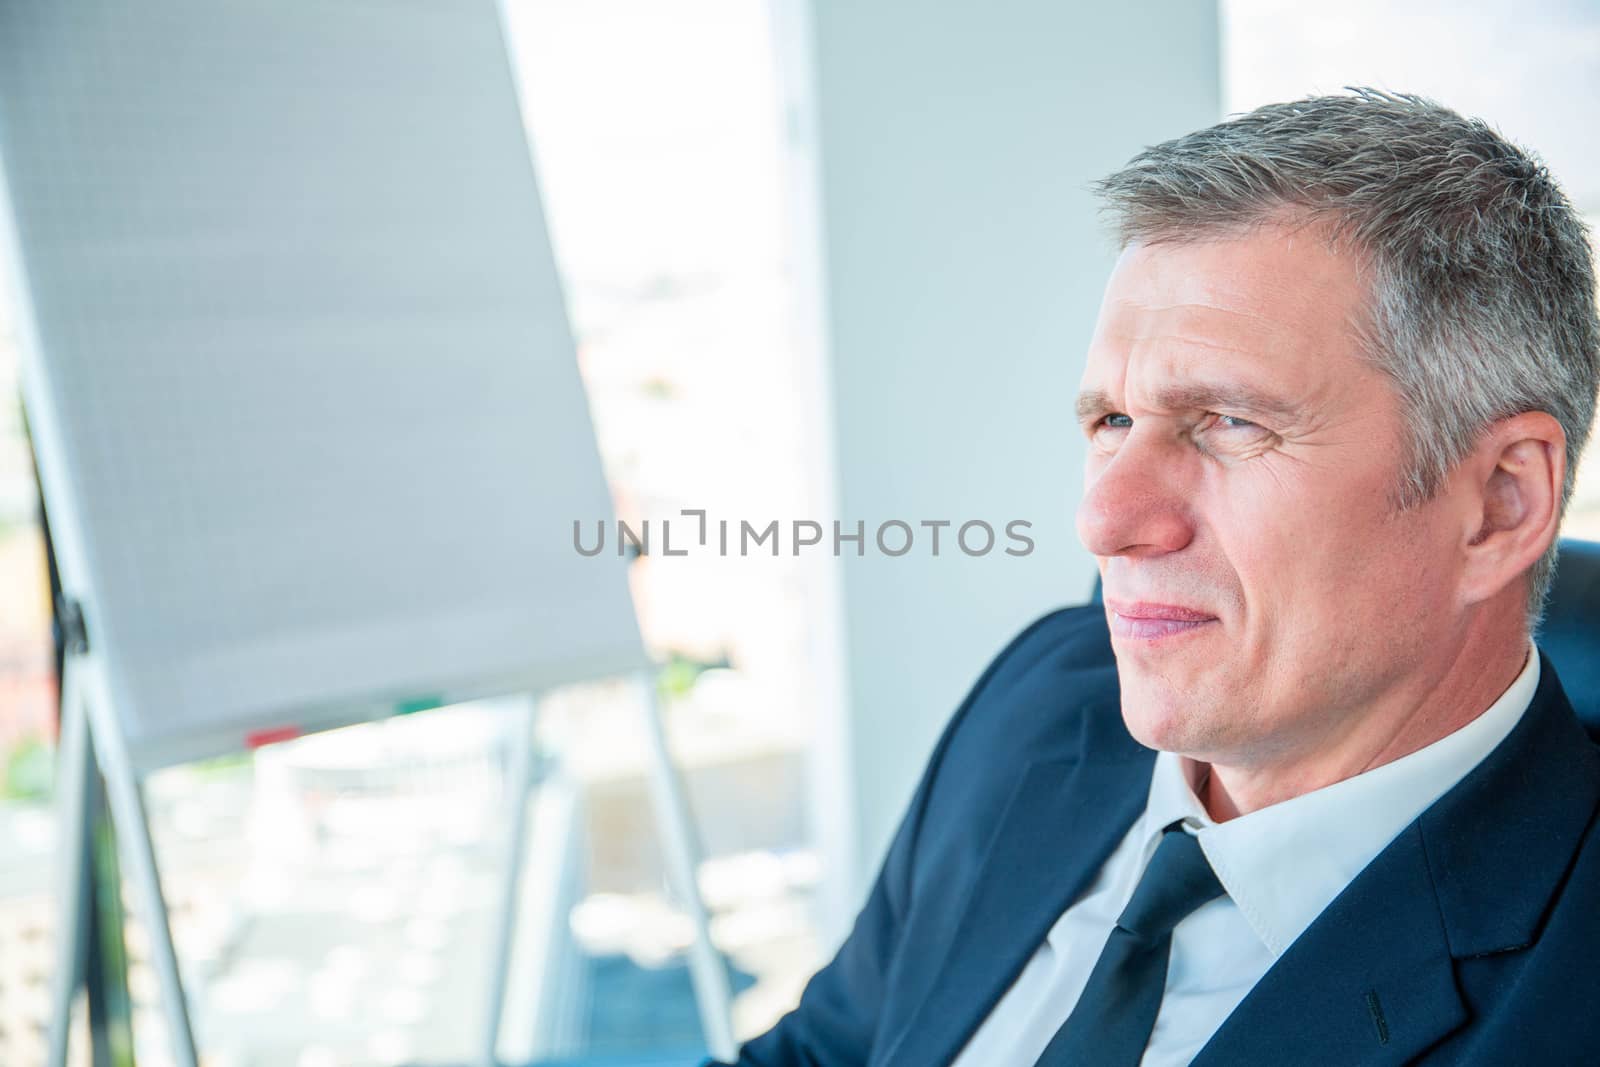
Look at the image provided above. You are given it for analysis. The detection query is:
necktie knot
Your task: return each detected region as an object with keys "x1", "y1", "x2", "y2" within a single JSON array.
[{"x1": 1115, "y1": 823, "x2": 1225, "y2": 943}]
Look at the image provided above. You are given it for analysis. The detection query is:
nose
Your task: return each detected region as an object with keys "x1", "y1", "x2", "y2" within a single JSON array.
[{"x1": 1076, "y1": 431, "x2": 1196, "y2": 560}]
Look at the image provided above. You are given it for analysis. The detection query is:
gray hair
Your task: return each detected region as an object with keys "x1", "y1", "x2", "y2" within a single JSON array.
[{"x1": 1094, "y1": 89, "x2": 1600, "y2": 623}]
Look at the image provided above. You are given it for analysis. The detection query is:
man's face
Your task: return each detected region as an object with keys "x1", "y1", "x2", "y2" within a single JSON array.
[{"x1": 1076, "y1": 227, "x2": 1466, "y2": 768}]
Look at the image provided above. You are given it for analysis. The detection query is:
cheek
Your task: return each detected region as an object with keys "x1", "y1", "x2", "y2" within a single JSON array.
[
  {"x1": 1208, "y1": 468, "x2": 1415, "y2": 622},
  {"x1": 1220, "y1": 468, "x2": 1456, "y2": 647},
  {"x1": 1341, "y1": 509, "x2": 1459, "y2": 625}
]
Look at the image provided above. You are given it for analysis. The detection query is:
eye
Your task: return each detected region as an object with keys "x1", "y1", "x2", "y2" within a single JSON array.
[
  {"x1": 1195, "y1": 412, "x2": 1278, "y2": 459},
  {"x1": 1085, "y1": 412, "x2": 1131, "y2": 449},
  {"x1": 1082, "y1": 412, "x2": 1131, "y2": 440},
  {"x1": 1215, "y1": 414, "x2": 1258, "y2": 430}
]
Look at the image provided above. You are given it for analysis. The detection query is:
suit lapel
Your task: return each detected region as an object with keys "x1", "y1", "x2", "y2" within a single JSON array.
[
  {"x1": 1191, "y1": 820, "x2": 1465, "y2": 1066},
  {"x1": 880, "y1": 728, "x2": 1156, "y2": 1067},
  {"x1": 1194, "y1": 654, "x2": 1600, "y2": 1065},
  {"x1": 1412, "y1": 653, "x2": 1600, "y2": 957}
]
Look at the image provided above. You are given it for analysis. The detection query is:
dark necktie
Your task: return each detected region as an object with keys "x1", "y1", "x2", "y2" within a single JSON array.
[{"x1": 1032, "y1": 821, "x2": 1227, "y2": 1067}]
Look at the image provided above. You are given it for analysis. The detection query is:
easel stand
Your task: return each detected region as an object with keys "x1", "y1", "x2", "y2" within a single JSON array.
[
  {"x1": 49, "y1": 643, "x2": 199, "y2": 1067},
  {"x1": 48, "y1": 659, "x2": 738, "y2": 1067},
  {"x1": 480, "y1": 677, "x2": 738, "y2": 1065}
]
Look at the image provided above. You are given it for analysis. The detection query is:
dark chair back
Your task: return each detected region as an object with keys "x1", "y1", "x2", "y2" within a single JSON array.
[{"x1": 1540, "y1": 539, "x2": 1600, "y2": 737}]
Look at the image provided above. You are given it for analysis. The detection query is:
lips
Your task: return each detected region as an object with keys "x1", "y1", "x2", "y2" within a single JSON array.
[{"x1": 1104, "y1": 599, "x2": 1218, "y2": 640}]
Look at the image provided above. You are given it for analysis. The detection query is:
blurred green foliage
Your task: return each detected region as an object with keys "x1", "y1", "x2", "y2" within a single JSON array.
[
  {"x1": 187, "y1": 750, "x2": 254, "y2": 779},
  {"x1": 657, "y1": 649, "x2": 730, "y2": 701},
  {"x1": 2, "y1": 734, "x2": 53, "y2": 800}
]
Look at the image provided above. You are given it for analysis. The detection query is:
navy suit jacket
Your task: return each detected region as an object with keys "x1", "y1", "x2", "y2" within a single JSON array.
[{"x1": 729, "y1": 604, "x2": 1600, "y2": 1065}]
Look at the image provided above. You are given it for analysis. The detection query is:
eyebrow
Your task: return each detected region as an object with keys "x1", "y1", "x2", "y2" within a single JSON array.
[{"x1": 1075, "y1": 382, "x2": 1301, "y2": 425}]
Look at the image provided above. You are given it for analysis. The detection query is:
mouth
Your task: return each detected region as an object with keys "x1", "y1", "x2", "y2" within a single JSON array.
[{"x1": 1104, "y1": 599, "x2": 1218, "y2": 641}]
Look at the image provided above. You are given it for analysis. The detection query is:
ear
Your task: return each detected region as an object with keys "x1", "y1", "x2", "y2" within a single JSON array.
[{"x1": 1457, "y1": 411, "x2": 1565, "y2": 608}]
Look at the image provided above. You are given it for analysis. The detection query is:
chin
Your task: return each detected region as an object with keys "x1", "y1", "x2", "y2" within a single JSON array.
[
  {"x1": 1117, "y1": 677, "x2": 1225, "y2": 754},
  {"x1": 1119, "y1": 694, "x2": 1189, "y2": 752}
]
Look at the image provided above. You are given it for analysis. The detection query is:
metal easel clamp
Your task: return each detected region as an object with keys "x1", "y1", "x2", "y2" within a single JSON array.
[{"x1": 56, "y1": 596, "x2": 89, "y2": 656}]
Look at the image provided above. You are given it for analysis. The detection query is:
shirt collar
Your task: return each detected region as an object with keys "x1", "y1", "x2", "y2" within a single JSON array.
[{"x1": 1139, "y1": 641, "x2": 1541, "y2": 957}]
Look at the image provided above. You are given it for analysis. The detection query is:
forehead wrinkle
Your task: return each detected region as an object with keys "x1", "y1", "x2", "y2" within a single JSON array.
[
  {"x1": 1087, "y1": 295, "x2": 1322, "y2": 421},
  {"x1": 1105, "y1": 296, "x2": 1294, "y2": 353},
  {"x1": 1123, "y1": 296, "x2": 1280, "y2": 324}
]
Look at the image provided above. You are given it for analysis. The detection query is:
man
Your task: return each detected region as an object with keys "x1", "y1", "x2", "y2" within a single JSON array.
[{"x1": 726, "y1": 90, "x2": 1600, "y2": 1064}]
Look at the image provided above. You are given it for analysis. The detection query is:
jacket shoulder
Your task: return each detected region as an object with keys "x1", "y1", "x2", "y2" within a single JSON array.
[
  {"x1": 902, "y1": 603, "x2": 1135, "y2": 880},
  {"x1": 938, "y1": 603, "x2": 1132, "y2": 767}
]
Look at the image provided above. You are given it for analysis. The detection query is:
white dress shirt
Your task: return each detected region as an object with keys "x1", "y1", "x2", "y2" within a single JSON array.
[{"x1": 951, "y1": 644, "x2": 1540, "y2": 1066}]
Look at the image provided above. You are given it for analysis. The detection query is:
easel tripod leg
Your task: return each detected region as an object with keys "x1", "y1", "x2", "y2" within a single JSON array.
[
  {"x1": 636, "y1": 674, "x2": 737, "y2": 1061},
  {"x1": 480, "y1": 693, "x2": 542, "y2": 1067},
  {"x1": 47, "y1": 657, "x2": 91, "y2": 1067},
  {"x1": 81, "y1": 669, "x2": 199, "y2": 1067}
]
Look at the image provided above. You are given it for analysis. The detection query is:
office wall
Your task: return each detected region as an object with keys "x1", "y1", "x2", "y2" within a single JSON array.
[{"x1": 798, "y1": 1, "x2": 1223, "y2": 918}]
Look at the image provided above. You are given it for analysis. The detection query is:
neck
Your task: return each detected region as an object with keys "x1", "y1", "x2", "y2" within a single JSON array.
[{"x1": 1196, "y1": 612, "x2": 1530, "y2": 823}]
